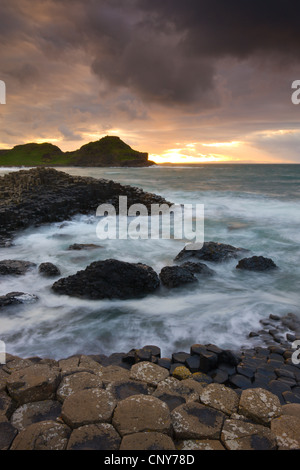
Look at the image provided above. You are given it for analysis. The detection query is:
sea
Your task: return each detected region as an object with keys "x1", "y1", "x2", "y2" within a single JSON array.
[{"x1": 0, "y1": 164, "x2": 299, "y2": 360}]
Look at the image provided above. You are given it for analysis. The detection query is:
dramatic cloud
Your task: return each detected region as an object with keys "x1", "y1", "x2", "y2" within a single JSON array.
[{"x1": 1, "y1": 0, "x2": 300, "y2": 161}]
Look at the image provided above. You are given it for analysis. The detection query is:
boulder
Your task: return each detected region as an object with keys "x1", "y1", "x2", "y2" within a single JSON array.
[
  {"x1": 175, "y1": 242, "x2": 248, "y2": 263},
  {"x1": 159, "y1": 266, "x2": 198, "y2": 289},
  {"x1": 0, "y1": 260, "x2": 36, "y2": 276},
  {"x1": 38, "y1": 262, "x2": 61, "y2": 277},
  {"x1": 180, "y1": 262, "x2": 215, "y2": 277},
  {"x1": 68, "y1": 244, "x2": 103, "y2": 251},
  {"x1": 52, "y1": 259, "x2": 160, "y2": 300},
  {"x1": 236, "y1": 256, "x2": 278, "y2": 272},
  {"x1": 0, "y1": 292, "x2": 38, "y2": 309}
]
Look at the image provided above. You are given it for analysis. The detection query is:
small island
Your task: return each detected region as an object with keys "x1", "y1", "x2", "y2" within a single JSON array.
[{"x1": 0, "y1": 136, "x2": 155, "y2": 168}]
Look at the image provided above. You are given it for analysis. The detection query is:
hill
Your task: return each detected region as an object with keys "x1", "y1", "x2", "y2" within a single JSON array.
[{"x1": 0, "y1": 136, "x2": 155, "y2": 167}]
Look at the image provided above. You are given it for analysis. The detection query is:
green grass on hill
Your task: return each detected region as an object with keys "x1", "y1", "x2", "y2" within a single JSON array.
[{"x1": 0, "y1": 136, "x2": 151, "y2": 167}]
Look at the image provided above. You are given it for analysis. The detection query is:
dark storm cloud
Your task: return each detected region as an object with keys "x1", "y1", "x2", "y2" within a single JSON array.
[
  {"x1": 138, "y1": 0, "x2": 300, "y2": 58},
  {"x1": 2, "y1": 0, "x2": 300, "y2": 107}
]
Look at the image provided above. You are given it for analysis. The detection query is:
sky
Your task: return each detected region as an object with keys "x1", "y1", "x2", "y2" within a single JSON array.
[{"x1": 1, "y1": 0, "x2": 300, "y2": 164}]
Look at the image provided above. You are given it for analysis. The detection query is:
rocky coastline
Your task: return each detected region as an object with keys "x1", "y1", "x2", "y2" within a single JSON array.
[
  {"x1": 0, "y1": 167, "x2": 170, "y2": 246},
  {"x1": 0, "y1": 167, "x2": 300, "y2": 450}
]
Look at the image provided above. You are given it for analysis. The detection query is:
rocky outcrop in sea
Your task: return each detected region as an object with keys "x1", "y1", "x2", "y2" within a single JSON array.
[{"x1": 0, "y1": 168, "x2": 170, "y2": 246}]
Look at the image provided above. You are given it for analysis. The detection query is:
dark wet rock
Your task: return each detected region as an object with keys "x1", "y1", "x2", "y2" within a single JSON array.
[
  {"x1": 185, "y1": 355, "x2": 201, "y2": 373},
  {"x1": 52, "y1": 259, "x2": 160, "y2": 300},
  {"x1": 0, "y1": 421, "x2": 18, "y2": 450},
  {"x1": 0, "y1": 292, "x2": 38, "y2": 309},
  {"x1": 236, "y1": 256, "x2": 278, "y2": 272},
  {"x1": 172, "y1": 352, "x2": 190, "y2": 364},
  {"x1": 0, "y1": 260, "x2": 36, "y2": 276},
  {"x1": 219, "y1": 350, "x2": 242, "y2": 367},
  {"x1": 0, "y1": 168, "x2": 170, "y2": 243},
  {"x1": 180, "y1": 262, "x2": 215, "y2": 277},
  {"x1": 175, "y1": 241, "x2": 248, "y2": 264},
  {"x1": 38, "y1": 262, "x2": 61, "y2": 277},
  {"x1": 229, "y1": 374, "x2": 252, "y2": 390},
  {"x1": 159, "y1": 265, "x2": 197, "y2": 289},
  {"x1": 68, "y1": 244, "x2": 104, "y2": 251},
  {"x1": 157, "y1": 358, "x2": 172, "y2": 370}
]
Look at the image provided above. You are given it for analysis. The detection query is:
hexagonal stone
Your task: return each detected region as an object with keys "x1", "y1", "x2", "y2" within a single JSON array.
[
  {"x1": 282, "y1": 404, "x2": 300, "y2": 419},
  {"x1": 57, "y1": 372, "x2": 103, "y2": 402},
  {"x1": 221, "y1": 419, "x2": 277, "y2": 450},
  {"x1": 0, "y1": 421, "x2": 18, "y2": 450},
  {"x1": 61, "y1": 389, "x2": 117, "y2": 428},
  {"x1": 3, "y1": 358, "x2": 35, "y2": 374},
  {"x1": 67, "y1": 423, "x2": 121, "y2": 450},
  {"x1": 155, "y1": 377, "x2": 198, "y2": 403},
  {"x1": 10, "y1": 421, "x2": 71, "y2": 450},
  {"x1": 176, "y1": 440, "x2": 225, "y2": 451},
  {"x1": 112, "y1": 395, "x2": 171, "y2": 436},
  {"x1": 172, "y1": 366, "x2": 192, "y2": 380},
  {"x1": 101, "y1": 365, "x2": 131, "y2": 384},
  {"x1": 171, "y1": 403, "x2": 225, "y2": 440},
  {"x1": 200, "y1": 384, "x2": 239, "y2": 416},
  {"x1": 239, "y1": 388, "x2": 282, "y2": 425},
  {"x1": 58, "y1": 355, "x2": 104, "y2": 378},
  {"x1": 120, "y1": 432, "x2": 175, "y2": 450},
  {"x1": 130, "y1": 362, "x2": 169, "y2": 387},
  {"x1": 271, "y1": 415, "x2": 300, "y2": 450},
  {"x1": 105, "y1": 380, "x2": 149, "y2": 401},
  {"x1": 6, "y1": 364, "x2": 61, "y2": 405},
  {"x1": 152, "y1": 390, "x2": 186, "y2": 411},
  {"x1": 11, "y1": 400, "x2": 62, "y2": 431}
]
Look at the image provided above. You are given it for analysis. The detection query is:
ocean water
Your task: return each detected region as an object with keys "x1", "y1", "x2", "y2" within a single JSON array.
[{"x1": 0, "y1": 164, "x2": 299, "y2": 359}]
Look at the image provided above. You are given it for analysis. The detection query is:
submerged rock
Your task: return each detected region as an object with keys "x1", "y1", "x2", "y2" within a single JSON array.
[
  {"x1": 175, "y1": 241, "x2": 248, "y2": 264},
  {"x1": 236, "y1": 256, "x2": 278, "y2": 272},
  {"x1": 38, "y1": 262, "x2": 61, "y2": 277},
  {"x1": 159, "y1": 266, "x2": 198, "y2": 289},
  {"x1": 68, "y1": 244, "x2": 104, "y2": 251},
  {"x1": 0, "y1": 260, "x2": 36, "y2": 276},
  {"x1": 180, "y1": 262, "x2": 215, "y2": 277},
  {"x1": 0, "y1": 292, "x2": 38, "y2": 309},
  {"x1": 51, "y1": 259, "x2": 160, "y2": 300}
]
